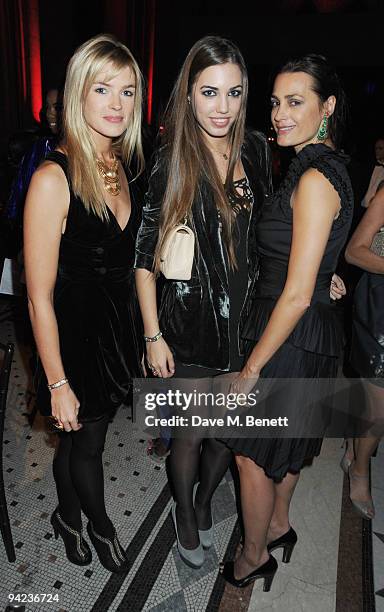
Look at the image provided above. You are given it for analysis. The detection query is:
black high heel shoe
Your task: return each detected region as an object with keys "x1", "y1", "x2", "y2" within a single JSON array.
[
  {"x1": 267, "y1": 527, "x2": 297, "y2": 563},
  {"x1": 220, "y1": 554, "x2": 277, "y2": 591},
  {"x1": 51, "y1": 508, "x2": 92, "y2": 566},
  {"x1": 87, "y1": 522, "x2": 129, "y2": 573}
]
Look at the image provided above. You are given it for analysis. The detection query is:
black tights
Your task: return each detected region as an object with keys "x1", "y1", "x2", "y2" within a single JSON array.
[
  {"x1": 52, "y1": 414, "x2": 114, "y2": 538},
  {"x1": 169, "y1": 436, "x2": 233, "y2": 549}
]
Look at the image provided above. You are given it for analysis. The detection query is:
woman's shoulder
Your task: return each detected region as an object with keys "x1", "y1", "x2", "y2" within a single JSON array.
[
  {"x1": 286, "y1": 144, "x2": 350, "y2": 192},
  {"x1": 242, "y1": 129, "x2": 272, "y2": 170},
  {"x1": 151, "y1": 142, "x2": 169, "y2": 166},
  {"x1": 293, "y1": 146, "x2": 353, "y2": 221},
  {"x1": 146, "y1": 143, "x2": 170, "y2": 186},
  {"x1": 243, "y1": 129, "x2": 269, "y2": 156},
  {"x1": 242, "y1": 129, "x2": 272, "y2": 191},
  {"x1": 32, "y1": 154, "x2": 67, "y2": 187},
  {"x1": 306, "y1": 146, "x2": 352, "y2": 201},
  {"x1": 40, "y1": 148, "x2": 68, "y2": 176},
  {"x1": 27, "y1": 147, "x2": 70, "y2": 207},
  {"x1": 296, "y1": 143, "x2": 349, "y2": 173},
  {"x1": 25, "y1": 155, "x2": 70, "y2": 221}
]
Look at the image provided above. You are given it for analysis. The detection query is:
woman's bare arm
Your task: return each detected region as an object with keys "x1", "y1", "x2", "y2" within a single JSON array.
[
  {"x1": 135, "y1": 268, "x2": 175, "y2": 378},
  {"x1": 345, "y1": 188, "x2": 384, "y2": 274},
  {"x1": 244, "y1": 168, "x2": 341, "y2": 375},
  {"x1": 24, "y1": 161, "x2": 81, "y2": 430}
]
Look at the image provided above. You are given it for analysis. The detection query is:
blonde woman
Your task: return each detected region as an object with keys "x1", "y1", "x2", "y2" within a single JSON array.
[{"x1": 24, "y1": 34, "x2": 144, "y2": 573}]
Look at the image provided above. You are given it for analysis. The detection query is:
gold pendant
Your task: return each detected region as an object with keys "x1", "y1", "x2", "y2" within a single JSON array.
[{"x1": 96, "y1": 155, "x2": 121, "y2": 196}]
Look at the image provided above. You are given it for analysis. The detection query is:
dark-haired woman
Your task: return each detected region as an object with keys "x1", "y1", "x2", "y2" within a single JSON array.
[
  {"x1": 135, "y1": 40, "x2": 344, "y2": 572},
  {"x1": 220, "y1": 55, "x2": 353, "y2": 589},
  {"x1": 135, "y1": 36, "x2": 271, "y2": 570}
]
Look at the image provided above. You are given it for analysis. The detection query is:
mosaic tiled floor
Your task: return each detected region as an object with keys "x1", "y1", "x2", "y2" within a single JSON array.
[
  {"x1": 0, "y1": 298, "x2": 240, "y2": 612},
  {"x1": 0, "y1": 296, "x2": 382, "y2": 612}
]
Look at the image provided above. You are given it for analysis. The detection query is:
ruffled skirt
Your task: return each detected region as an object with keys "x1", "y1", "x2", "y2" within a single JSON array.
[{"x1": 222, "y1": 297, "x2": 340, "y2": 481}]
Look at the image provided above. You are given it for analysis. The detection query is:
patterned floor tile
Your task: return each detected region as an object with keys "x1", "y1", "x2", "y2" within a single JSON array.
[{"x1": 1, "y1": 297, "x2": 383, "y2": 612}]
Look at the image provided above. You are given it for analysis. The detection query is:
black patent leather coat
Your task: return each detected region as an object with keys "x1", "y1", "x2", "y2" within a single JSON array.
[{"x1": 134, "y1": 130, "x2": 272, "y2": 370}]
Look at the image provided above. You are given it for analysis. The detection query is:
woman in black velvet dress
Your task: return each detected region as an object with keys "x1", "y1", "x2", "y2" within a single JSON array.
[
  {"x1": 220, "y1": 55, "x2": 353, "y2": 589},
  {"x1": 24, "y1": 34, "x2": 144, "y2": 573}
]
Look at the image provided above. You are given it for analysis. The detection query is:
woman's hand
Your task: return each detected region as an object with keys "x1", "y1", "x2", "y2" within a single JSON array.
[
  {"x1": 229, "y1": 361, "x2": 260, "y2": 398},
  {"x1": 330, "y1": 273, "x2": 346, "y2": 300},
  {"x1": 146, "y1": 337, "x2": 175, "y2": 378},
  {"x1": 51, "y1": 385, "x2": 82, "y2": 432}
]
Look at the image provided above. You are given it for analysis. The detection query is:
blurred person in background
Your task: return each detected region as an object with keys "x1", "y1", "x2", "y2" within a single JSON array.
[
  {"x1": 361, "y1": 137, "x2": 384, "y2": 209},
  {"x1": 341, "y1": 172, "x2": 384, "y2": 519}
]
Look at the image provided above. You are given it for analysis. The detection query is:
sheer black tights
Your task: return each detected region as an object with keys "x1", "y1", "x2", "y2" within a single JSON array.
[
  {"x1": 169, "y1": 437, "x2": 232, "y2": 549},
  {"x1": 52, "y1": 414, "x2": 114, "y2": 538}
]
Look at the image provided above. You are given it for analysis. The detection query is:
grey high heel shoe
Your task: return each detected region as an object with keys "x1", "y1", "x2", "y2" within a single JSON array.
[
  {"x1": 340, "y1": 440, "x2": 353, "y2": 475},
  {"x1": 171, "y1": 503, "x2": 204, "y2": 569},
  {"x1": 348, "y1": 463, "x2": 375, "y2": 520},
  {"x1": 193, "y1": 483, "x2": 214, "y2": 550}
]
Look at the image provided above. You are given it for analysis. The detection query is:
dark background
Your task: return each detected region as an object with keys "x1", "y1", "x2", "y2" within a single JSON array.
[{"x1": 2, "y1": 0, "x2": 384, "y2": 159}]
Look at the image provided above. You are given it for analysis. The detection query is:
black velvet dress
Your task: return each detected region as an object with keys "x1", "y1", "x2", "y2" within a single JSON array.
[
  {"x1": 35, "y1": 151, "x2": 144, "y2": 421},
  {"x1": 223, "y1": 144, "x2": 354, "y2": 480}
]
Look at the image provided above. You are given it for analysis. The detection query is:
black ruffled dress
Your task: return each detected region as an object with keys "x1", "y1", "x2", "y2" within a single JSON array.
[
  {"x1": 223, "y1": 144, "x2": 354, "y2": 480},
  {"x1": 35, "y1": 151, "x2": 144, "y2": 421}
]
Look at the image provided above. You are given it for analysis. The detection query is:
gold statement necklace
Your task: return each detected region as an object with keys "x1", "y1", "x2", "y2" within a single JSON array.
[{"x1": 96, "y1": 153, "x2": 121, "y2": 196}]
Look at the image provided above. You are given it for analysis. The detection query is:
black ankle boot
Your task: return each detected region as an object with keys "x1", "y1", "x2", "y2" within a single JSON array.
[
  {"x1": 267, "y1": 527, "x2": 297, "y2": 563},
  {"x1": 87, "y1": 522, "x2": 129, "y2": 573},
  {"x1": 51, "y1": 508, "x2": 92, "y2": 566}
]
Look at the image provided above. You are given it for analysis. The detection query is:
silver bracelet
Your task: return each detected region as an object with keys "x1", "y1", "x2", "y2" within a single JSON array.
[
  {"x1": 47, "y1": 377, "x2": 69, "y2": 391},
  {"x1": 144, "y1": 331, "x2": 163, "y2": 343}
]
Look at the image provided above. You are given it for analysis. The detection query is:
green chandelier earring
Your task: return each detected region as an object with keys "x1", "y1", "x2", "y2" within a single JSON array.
[{"x1": 317, "y1": 113, "x2": 328, "y2": 142}]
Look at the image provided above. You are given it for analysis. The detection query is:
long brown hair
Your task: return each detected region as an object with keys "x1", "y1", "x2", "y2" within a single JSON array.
[
  {"x1": 63, "y1": 34, "x2": 144, "y2": 220},
  {"x1": 154, "y1": 36, "x2": 248, "y2": 271}
]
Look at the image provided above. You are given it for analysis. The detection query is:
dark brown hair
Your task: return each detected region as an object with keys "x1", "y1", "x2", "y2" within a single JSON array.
[
  {"x1": 154, "y1": 35, "x2": 248, "y2": 271},
  {"x1": 277, "y1": 54, "x2": 348, "y2": 149}
]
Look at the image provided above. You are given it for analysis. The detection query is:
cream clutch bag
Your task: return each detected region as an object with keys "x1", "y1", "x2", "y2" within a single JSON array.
[{"x1": 159, "y1": 224, "x2": 195, "y2": 280}]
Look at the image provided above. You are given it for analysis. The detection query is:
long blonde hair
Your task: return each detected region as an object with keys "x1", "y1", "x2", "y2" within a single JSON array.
[
  {"x1": 154, "y1": 36, "x2": 248, "y2": 272},
  {"x1": 63, "y1": 33, "x2": 144, "y2": 219}
]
